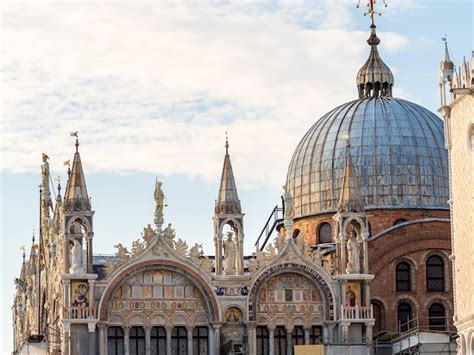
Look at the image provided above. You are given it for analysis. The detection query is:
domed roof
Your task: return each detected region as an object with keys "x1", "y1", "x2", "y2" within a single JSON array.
[{"x1": 286, "y1": 96, "x2": 449, "y2": 218}]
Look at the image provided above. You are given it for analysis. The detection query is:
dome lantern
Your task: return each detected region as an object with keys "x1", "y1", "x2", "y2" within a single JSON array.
[{"x1": 356, "y1": 24, "x2": 394, "y2": 99}]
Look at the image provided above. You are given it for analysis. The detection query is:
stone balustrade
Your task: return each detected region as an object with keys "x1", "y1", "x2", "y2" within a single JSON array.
[
  {"x1": 64, "y1": 306, "x2": 96, "y2": 320},
  {"x1": 340, "y1": 305, "x2": 373, "y2": 321}
]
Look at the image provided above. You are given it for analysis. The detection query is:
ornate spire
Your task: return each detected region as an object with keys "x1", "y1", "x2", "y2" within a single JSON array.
[
  {"x1": 64, "y1": 132, "x2": 91, "y2": 211},
  {"x1": 356, "y1": 0, "x2": 393, "y2": 98},
  {"x1": 215, "y1": 135, "x2": 241, "y2": 214},
  {"x1": 337, "y1": 134, "x2": 364, "y2": 213}
]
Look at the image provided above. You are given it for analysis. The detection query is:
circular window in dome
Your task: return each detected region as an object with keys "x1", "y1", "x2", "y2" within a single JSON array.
[
  {"x1": 468, "y1": 123, "x2": 474, "y2": 153},
  {"x1": 318, "y1": 223, "x2": 332, "y2": 244}
]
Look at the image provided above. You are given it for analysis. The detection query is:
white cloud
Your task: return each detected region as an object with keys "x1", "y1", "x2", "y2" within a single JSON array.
[{"x1": 1, "y1": 1, "x2": 410, "y2": 187}]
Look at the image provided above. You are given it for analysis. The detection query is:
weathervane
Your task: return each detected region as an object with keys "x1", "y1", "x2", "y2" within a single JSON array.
[{"x1": 356, "y1": 0, "x2": 388, "y2": 24}]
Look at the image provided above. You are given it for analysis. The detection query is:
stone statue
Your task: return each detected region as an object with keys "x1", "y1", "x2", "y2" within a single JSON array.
[
  {"x1": 282, "y1": 185, "x2": 294, "y2": 220},
  {"x1": 154, "y1": 179, "x2": 165, "y2": 217},
  {"x1": 41, "y1": 153, "x2": 53, "y2": 211},
  {"x1": 163, "y1": 223, "x2": 175, "y2": 244},
  {"x1": 248, "y1": 254, "x2": 258, "y2": 275},
  {"x1": 142, "y1": 224, "x2": 155, "y2": 246},
  {"x1": 71, "y1": 220, "x2": 83, "y2": 235},
  {"x1": 274, "y1": 234, "x2": 286, "y2": 253},
  {"x1": 114, "y1": 243, "x2": 131, "y2": 264},
  {"x1": 223, "y1": 232, "x2": 237, "y2": 275},
  {"x1": 70, "y1": 239, "x2": 84, "y2": 274},
  {"x1": 295, "y1": 233, "x2": 306, "y2": 254},
  {"x1": 346, "y1": 230, "x2": 360, "y2": 273},
  {"x1": 190, "y1": 243, "x2": 203, "y2": 259},
  {"x1": 312, "y1": 246, "x2": 324, "y2": 266}
]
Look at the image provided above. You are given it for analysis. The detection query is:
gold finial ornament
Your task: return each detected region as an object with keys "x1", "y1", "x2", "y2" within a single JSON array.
[{"x1": 356, "y1": 0, "x2": 388, "y2": 24}]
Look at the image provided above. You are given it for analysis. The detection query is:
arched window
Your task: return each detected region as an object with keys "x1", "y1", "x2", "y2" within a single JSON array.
[
  {"x1": 396, "y1": 262, "x2": 411, "y2": 292},
  {"x1": 398, "y1": 302, "x2": 413, "y2": 332},
  {"x1": 151, "y1": 327, "x2": 166, "y2": 355},
  {"x1": 291, "y1": 326, "x2": 304, "y2": 347},
  {"x1": 318, "y1": 223, "x2": 332, "y2": 243},
  {"x1": 309, "y1": 326, "x2": 322, "y2": 344},
  {"x1": 292, "y1": 229, "x2": 301, "y2": 239},
  {"x1": 371, "y1": 300, "x2": 385, "y2": 335},
  {"x1": 256, "y1": 326, "x2": 269, "y2": 355},
  {"x1": 394, "y1": 219, "x2": 408, "y2": 226},
  {"x1": 426, "y1": 255, "x2": 445, "y2": 292},
  {"x1": 192, "y1": 327, "x2": 208, "y2": 355},
  {"x1": 129, "y1": 327, "x2": 145, "y2": 355},
  {"x1": 107, "y1": 327, "x2": 124, "y2": 355},
  {"x1": 429, "y1": 303, "x2": 446, "y2": 331},
  {"x1": 274, "y1": 326, "x2": 287, "y2": 355},
  {"x1": 171, "y1": 327, "x2": 187, "y2": 354}
]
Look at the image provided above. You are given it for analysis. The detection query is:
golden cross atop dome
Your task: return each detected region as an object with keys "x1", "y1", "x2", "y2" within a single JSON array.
[{"x1": 356, "y1": 0, "x2": 388, "y2": 24}]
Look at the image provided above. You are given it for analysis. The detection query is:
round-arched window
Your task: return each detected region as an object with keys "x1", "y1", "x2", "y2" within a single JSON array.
[{"x1": 318, "y1": 223, "x2": 332, "y2": 243}]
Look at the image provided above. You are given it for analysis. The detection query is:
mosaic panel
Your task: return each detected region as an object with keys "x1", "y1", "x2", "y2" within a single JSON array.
[{"x1": 109, "y1": 269, "x2": 205, "y2": 312}]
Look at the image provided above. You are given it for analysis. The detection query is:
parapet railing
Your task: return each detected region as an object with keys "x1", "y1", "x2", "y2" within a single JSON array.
[
  {"x1": 63, "y1": 306, "x2": 96, "y2": 320},
  {"x1": 340, "y1": 305, "x2": 373, "y2": 320}
]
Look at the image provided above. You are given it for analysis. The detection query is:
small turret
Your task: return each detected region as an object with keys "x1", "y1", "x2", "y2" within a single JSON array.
[
  {"x1": 64, "y1": 135, "x2": 90, "y2": 212},
  {"x1": 213, "y1": 135, "x2": 245, "y2": 276},
  {"x1": 439, "y1": 37, "x2": 455, "y2": 106}
]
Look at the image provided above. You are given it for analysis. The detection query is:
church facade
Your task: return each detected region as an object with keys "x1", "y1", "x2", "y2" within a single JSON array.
[{"x1": 12, "y1": 16, "x2": 457, "y2": 355}]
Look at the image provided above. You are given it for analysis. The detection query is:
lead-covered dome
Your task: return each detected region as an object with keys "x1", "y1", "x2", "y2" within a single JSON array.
[
  {"x1": 286, "y1": 97, "x2": 449, "y2": 217},
  {"x1": 286, "y1": 25, "x2": 449, "y2": 218}
]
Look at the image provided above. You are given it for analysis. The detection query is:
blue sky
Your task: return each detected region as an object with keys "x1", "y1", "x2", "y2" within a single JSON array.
[{"x1": 0, "y1": 0, "x2": 472, "y2": 352}]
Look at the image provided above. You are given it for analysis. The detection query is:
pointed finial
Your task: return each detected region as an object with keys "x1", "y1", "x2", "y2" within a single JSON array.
[
  {"x1": 20, "y1": 246, "x2": 26, "y2": 262},
  {"x1": 70, "y1": 131, "x2": 79, "y2": 152},
  {"x1": 225, "y1": 131, "x2": 229, "y2": 155},
  {"x1": 32, "y1": 229, "x2": 35, "y2": 244},
  {"x1": 55, "y1": 176, "x2": 61, "y2": 196}
]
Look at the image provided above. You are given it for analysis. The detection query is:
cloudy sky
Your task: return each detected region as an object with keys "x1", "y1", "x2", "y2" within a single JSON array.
[{"x1": 0, "y1": 0, "x2": 472, "y2": 352}]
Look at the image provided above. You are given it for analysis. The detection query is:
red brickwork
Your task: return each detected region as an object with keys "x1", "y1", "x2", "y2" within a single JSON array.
[{"x1": 292, "y1": 209, "x2": 453, "y2": 334}]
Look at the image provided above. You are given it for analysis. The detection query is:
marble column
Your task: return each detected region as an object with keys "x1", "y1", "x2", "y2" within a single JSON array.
[
  {"x1": 246, "y1": 322, "x2": 256, "y2": 355},
  {"x1": 123, "y1": 326, "x2": 131, "y2": 355},
  {"x1": 187, "y1": 326, "x2": 194, "y2": 355},
  {"x1": 212, "y1": 324, "x2": 221, "y2": 354},
  {"x1": 98, "y1": 323, "x2": 108, "y2": 355},
  {"x1": 62, "y1": 327, "x2": 70, "y2": 355},
  {"x1": 87, "y1": 232, "x2": 94, "y2": 273},
  {"x1": 145, "y1": 326, "x2": 152, "y2": 355},
  {"x1": 322, "y1": 326, "x2": 329, "y2": 344},
  {"x1": 88, "y1": 323, "x2": 96, "y2": 355},
  {"x1": 166, "y1": 326, "x2": 173, "y2": 355},
  {"x1": 268, "y1": 327, "x2": 275, "y2": 355},
  {"x1": 216, "y1": 236, "x2": 223, "y2": 275},
  {"x1": 303, "y1": 327, "x2": 310, "y2": 345},
  {"x1": 286, "y1": 328, "x2": 293, "y2": 355},
  {"x1": 208, "y1": 326, "x2": 215, "y2": 355}
]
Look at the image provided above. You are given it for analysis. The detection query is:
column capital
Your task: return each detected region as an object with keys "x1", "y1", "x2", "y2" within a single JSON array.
[
  {"x1": 87, "y1": 322, "x2": 96, "y2": 332},
  {"x1": 123, "y1": 325, "x2": 131, "y2": 332},
  {"x1": 211, "y1": 322, "x2": 223, "y2": 330},
  {"x1": 144, "y1": 325, "x2": 153, "y2": 332},
  {"x1": 285, "y1": 325, "x2": 294, "y2": 333},
  {"x1": 186, "y1": 325, "x2": 194, "y2": 332},
  {"x1": 267, "y1": 325, "x2": 276, "y2": 331},
  {"x1": 244, "y1": 321, "x2": 257, "y2": 330},
  {"x1": 97, "y1": 322, "x2": 109, "y2": 330}
]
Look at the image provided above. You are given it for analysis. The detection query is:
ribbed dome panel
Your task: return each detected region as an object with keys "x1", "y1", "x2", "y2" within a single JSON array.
[{"x1": 286, "y1": 97, "x2": 449, "y2": 217}]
